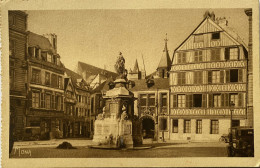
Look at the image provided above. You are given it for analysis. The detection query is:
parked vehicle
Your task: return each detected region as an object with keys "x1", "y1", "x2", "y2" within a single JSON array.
[
  {"x1": 219, "y1": 134, "x2": 229, "y2": 143},
  {"x1": 22, "y1": 127, "x2": 41, "y2": 141},
  {"x1": 227, "y1": 126, "x2": 254, "y2": 157}
]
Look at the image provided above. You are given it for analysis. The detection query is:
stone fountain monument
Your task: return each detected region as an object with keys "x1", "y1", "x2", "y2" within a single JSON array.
[{"x1": 92, "y1": 52, "x2": 135, "y2": 148}]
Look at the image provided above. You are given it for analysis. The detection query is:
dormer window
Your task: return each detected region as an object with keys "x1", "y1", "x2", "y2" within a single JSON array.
[
  {"x1": 35, "y1": 48, "x2": 40, "y2": 59},
  {"x1": 47, "y1": 53, "x2": 52, "y2": 62},
  {"x1": 194, "y1": 34, "x2": 204, "y2": 43},
  {"x1": 41, "y1": 52, "x2": 47, "y2": 61},
  {"x1": 212, "y1": 32, "x2": 220, "y2": 40}
]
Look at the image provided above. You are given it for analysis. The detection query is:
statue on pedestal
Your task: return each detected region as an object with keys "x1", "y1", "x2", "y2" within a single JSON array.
[{"x1": 114, "y1": 52, "x2": 128, "y2": 80}]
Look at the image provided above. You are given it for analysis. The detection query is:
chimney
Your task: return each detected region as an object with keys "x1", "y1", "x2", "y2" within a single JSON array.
[
  {"x1": 245, "y1": 8, "x2": 253, "y2": 127},
  {"x1": 43, "y1": 33, "x2": 57, "y2": 52}
]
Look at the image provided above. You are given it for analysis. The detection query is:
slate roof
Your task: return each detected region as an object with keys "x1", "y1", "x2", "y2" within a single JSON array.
[
  {"x1": 78, "y1": 61, "x2": 118, "y2": 82},
  {"x1": 92, "y1": 77, "x2": 115, "y2": 93},
  {"x1": 157, "y1": 41, "x2": 172, "y2": 69},
  {"x1": 131, "y1": 59, "x2": 140, "y2": 73},
  {"x1": 129, "y1": 78, "x2": 169, "y2": 92},
  {"x1": 28, "y1": 31, "x2": 56, "y2": 54},
  {"x1": 65, "y1": 68, "x2": 89, "y2": 91}
]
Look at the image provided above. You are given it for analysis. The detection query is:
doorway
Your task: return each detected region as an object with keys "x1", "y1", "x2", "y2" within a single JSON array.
[{"x1": 142, "y1": 118, "x2": 155, "y2": 139}]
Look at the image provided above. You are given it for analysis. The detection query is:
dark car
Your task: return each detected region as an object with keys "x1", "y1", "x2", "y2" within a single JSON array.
[
  {"x1": 227, "y1": 126, "x2": 254, "y2": 157},
  {"x1": 22, "y1": 127, "x2": 41, "y2": 141}
]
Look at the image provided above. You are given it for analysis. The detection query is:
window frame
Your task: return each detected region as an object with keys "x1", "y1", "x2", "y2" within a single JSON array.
[
  {"x1": 194, "y1": 50, "x2": 203, "y2": 62},
  {"x1": 210, "y1": 120, "x2": 219, "y2": 134},
  {"x1": 196, "y1": 120, "x2": 202, "y2": 134},
  {"x1": 32, "y1": 91, "x2": 40, "y2": 108},
  {"x1": 184, "y1": 120, "x2": 191, "y2": 133},
  {"x1": 211, "y1": 32, "x2": 220, "y2": 40},
  {"x1": 177, "y1": 94, "x2": 186, "y2": 108},
  {"x1": 31, "y1": 68, "x2": 41, "y2": 84},
  {"x1": 172, "y1": 119, "x2": 178, "y2": 133},
  {"x1": 211, "y1": 48, "x2": 221, "y2": 61}
]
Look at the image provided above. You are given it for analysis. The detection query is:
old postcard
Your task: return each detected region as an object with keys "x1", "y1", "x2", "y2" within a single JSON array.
[{"x1": 1, "y1": 0, "x2": 259, "y2": 167}]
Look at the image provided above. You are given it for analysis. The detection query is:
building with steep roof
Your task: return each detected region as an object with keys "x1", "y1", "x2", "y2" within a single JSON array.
[
  {"x1": 77, "y1": 61, "x2": 117, "y2": 89},
  {"x1": 26, "y1": 31, "x2": 65, "y2": 140},
  {"x1": 63, "y1": 68, "x2": 92, "y2": 138},
  {"x1": 169, "y1": 12, "x2": 248, "y2": 141},
  {"x1": 128, "y1": 59, "x2": 141, "y2": 80}
]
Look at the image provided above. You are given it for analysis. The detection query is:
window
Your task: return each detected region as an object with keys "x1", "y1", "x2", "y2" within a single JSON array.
[
  {"x1": 212, "y1": 71, "x2": 220, "y2": 83},
  {"x1": 230, "y1": 69, "x2": 238, "y2": 82},
  {"x1": 45, "y1": 94, "x2": 51, "y2": 109},
  {"x1": 58, "y1": 76, "x2": 62, "y2": 89},
  {"x1": 159, "y1": 118, "x2": 167, "y2": 131},
  {"x1": 178, "y1": 72, "x2": 186, "y2": 85},
  {"x1": 52, "y1": 55, "x2": 57, "y2": 64},
  {"x1": 193, "y1": 94, "x2": 202, "y2": 107},
  {"x1": 56, "y1": 95, "x2": 62, "y2": 111},
  {"x1": 45, "y1": 72, "x2": 50, "y2": 85},
  {"x1": 225, "y1": 48, "x2": 239, "y2": 60},
  {"x1": 211, "y1": 120, "x2": 219, "y2": 134},
  {"x1": 31, "y1": 69, "x2": 41, "y2": 84},
  {"x1": 212, "y1": 32, "x2": 220, "y2": 40},
  {"x1": 35, "y1": 48, "x2": 40, "y2": 59},
  {"x1": 41, "y1": 93, "x2": 45, "y2": 108},
  {"x1": 194, "y1": 35, "x2": 204, "y2": 43},
  {"x1": 184, "y1": 120, "x2": 191, "y2": 133},
  {"x1": 47, "y1": 53, "x2": 52, "y2": 62},
  {"x1": 161, "y1": 93, "x2": 167, "y2": 107},
  {"x1": 232, "y1": 120, "x2": 240, "y2": 127},
  {"x1": 177, "y1": 52, "x2": 186, "y2": 64},
  {"x1": 196, "y1": 120, "x2": 202, "y2": 134},
  {"x1": 41, "y1": 52, "x2": 47, "y2": 61},
  {"x1": 172, "y1": 119, "x2": 178, "y2": 133},
  {"x1": 213, "y1": 94, "x2": 221, "y2": 107},
  {"x1": 194, "y1": 71, "x2": 202, "y2": 84},
  {"x1": 211, "y1": 49, "x2": 220, "y2": 61},
  {"x1": 51, "y1": 74, "x2": 58, "y2": 87},
  {"x1": 9, "y1": 40, "x2": 15, "y2": 56},
  {"x1": 226, "y1": 69, "x2": 243, "y2": 83},
  {"x1": 194, "y1": 50, "x2": 203, "y2": 62},
  {"x1": 230, "y1": 93, "x2": 238, "y2": 107},
  {"x1": 32, "y1": 92, "x2": 40, "y2": 108},
  {"x1": 177, "y1": 94, "x2": 186, "y2": 108},
  {"x1": 148, "y1": 94, "x2": 155, "y2": 106}
]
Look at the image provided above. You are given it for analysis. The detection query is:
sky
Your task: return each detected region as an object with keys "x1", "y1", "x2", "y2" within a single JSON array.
[{"x1": 27, "y1": 9, "x2": 249, "y2": 75}]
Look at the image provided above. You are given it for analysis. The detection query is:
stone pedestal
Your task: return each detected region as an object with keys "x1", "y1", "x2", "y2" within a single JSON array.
[{"x1": 92, "y1": 78, "x2": 135, "y2": 148}]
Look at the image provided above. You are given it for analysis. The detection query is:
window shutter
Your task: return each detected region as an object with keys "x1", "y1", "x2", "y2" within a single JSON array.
[
  {"x1": 182, "y1": 73, "x2": 186, "y2": 85},
  {"x1": 208, "y1": 94, "x2": 213, "y2": 107},
  {"x1": 177, "y1": 73, "x2": 181, "y2": 85},
  {"x1": 238, "y1": 93, "x2": 243, "y2": 107},
  {"x1": 193, "y1": 72, "x2": 197, "y2": 84},
  {"x1": 224, "y1": 93, "x2": 229, "y2": 107},
  {"x1": 226, "y1": 70, "x2": 230, "y2": 83},
  {"x1": 225, "y1": 48, "x2": 230, "y2": 60},
  {"x1": 208, "y1": 71, "x2": 212, "y2": 84},
  {"x1": 186, "y1": 94, "x2": 190, "y2": 108},
  {"x1": 189, "y1": 94, "x2": 193, "y2": 108},
  {"x1": 182, "y1": 53, "x2": 186, "y2": 63},
  {"x1": 238, "y1": 69, "x2": 243, "y2": 82},
  {"x1": 221, "y1": 94, "x2": 225, "y2": 107},
  {"x1": 202, "y1": 94, "x2": 207, "y2": 107},
  {"x1": 199, "y1": 71, "x2": 203, "y2": 84},
  {"x1": 173, "y1": 94, "x2": 177, "y2": 108},
  {"x1": 177, "y1": 54, "x2": 181, "y2": 64},
  {"x1": 220, "y1": 71, "x2": 224, "y2": 83}
]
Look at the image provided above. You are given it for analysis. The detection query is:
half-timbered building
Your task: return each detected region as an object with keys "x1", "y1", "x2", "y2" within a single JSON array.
[{"x1": 169, "y1": 13, "x2": 248, "y2": 141}]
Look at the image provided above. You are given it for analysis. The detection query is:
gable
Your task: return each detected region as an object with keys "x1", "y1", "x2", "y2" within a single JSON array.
[{"x1": 177, "y1": 18, "x2": 241, "y2": 51}]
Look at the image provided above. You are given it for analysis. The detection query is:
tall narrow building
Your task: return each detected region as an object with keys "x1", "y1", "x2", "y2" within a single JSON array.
[{"x1": 128, "y1": 59, "x2": 141, "y2": 80}]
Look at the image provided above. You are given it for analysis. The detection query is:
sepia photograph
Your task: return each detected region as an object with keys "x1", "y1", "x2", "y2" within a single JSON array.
[{"x1": 1, "y1": 0, "x2": 259, "y2": 167}]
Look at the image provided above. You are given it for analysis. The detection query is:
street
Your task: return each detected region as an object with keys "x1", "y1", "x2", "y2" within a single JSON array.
[{"x1": 10, "y1": 139, "x2": 228, "y2": 158}]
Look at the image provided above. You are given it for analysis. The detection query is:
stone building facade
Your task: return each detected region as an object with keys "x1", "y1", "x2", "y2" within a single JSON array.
[
  {"x1": 26, "y1": 31, "x2": 65, "y2": 139},
  {"x1": 9, "y1": 11, "x2": 28, "y2": 140},
  {"x1": 169, "y1": 13, "x2": 248, "y2": 141}
]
